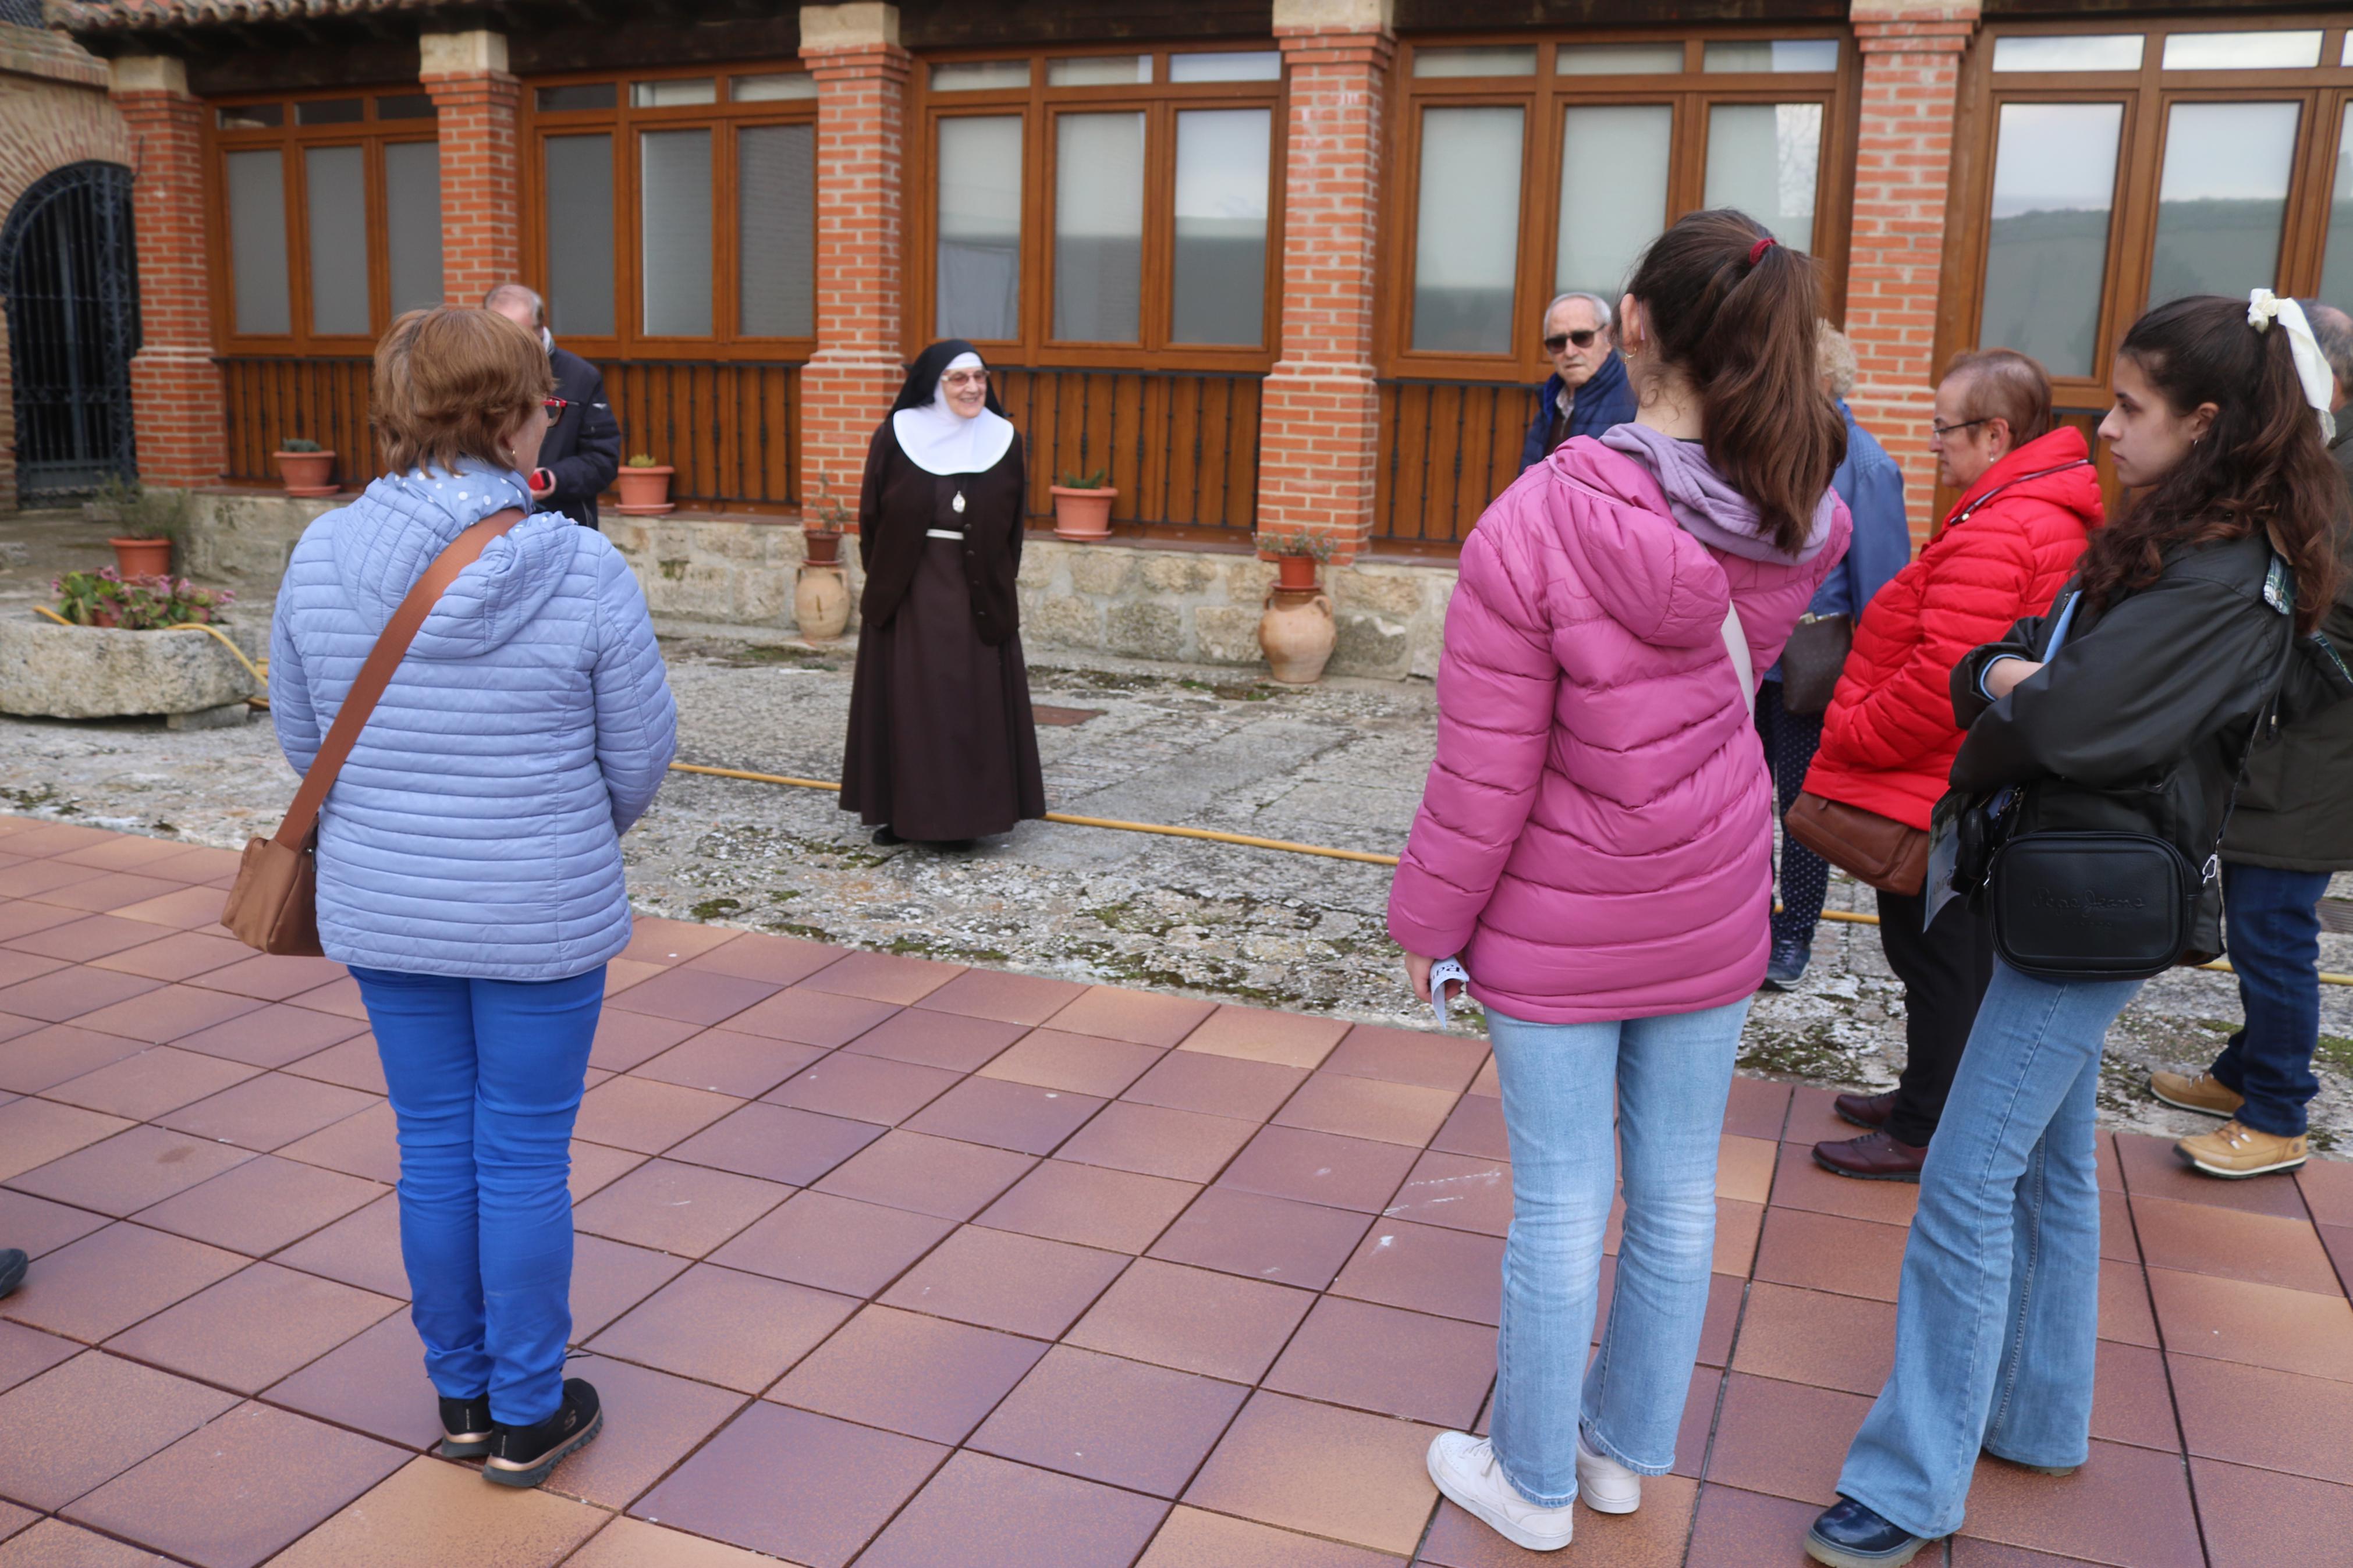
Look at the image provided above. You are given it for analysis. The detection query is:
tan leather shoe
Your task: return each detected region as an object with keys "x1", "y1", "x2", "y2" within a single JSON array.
[
  {"x1": 2176, "y1": 1119, "x2": 2308, "y2": 1179},
  {"x1": 2150, "y1": 1070, "x2": 2243, "y2": 1118}
]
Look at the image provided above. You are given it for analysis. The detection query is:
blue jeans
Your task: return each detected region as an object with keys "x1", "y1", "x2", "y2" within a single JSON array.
[
  {"x1": 1837, "y1": 960, "x2": 2142, "y2": 1540},
  {"x1": 1485, "y1": 997, "x2": 1748, "y2": 1506},
  {"x1": 2209, "y1": 861, "x2": 2331, "y2": 1137},
  {"x1": 351, "y1": 964, "x2": 604, "y2": 1427}
]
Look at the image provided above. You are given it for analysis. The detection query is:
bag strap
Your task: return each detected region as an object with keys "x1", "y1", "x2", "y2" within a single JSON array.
[
  {"x1": 1947, "y1": 460, "x2": 2093, "y2": 530},
  {"x1": 271, "y1": 507, "x2": 526, "y2": 849}
]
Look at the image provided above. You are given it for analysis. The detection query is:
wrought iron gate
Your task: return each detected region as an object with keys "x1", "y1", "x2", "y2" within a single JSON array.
[{"x1": 2, "y1": 161, "x2": 140, "y2": 503}]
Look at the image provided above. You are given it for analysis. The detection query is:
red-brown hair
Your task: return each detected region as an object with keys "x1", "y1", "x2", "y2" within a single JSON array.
[
  {"x1": 1624, "y1": 209, "x2": 1846, "y2": 556},
  {"x1": 372, "y1": 307, "x2": 551, "y2": 475}
]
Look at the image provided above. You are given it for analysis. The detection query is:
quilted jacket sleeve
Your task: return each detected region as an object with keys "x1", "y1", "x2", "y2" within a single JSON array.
[
  {"x1": 268, "y1": 588, "x2": 322, "y2": 779},
  {"x1": 588, "y1": 545, "x2": 679, "y2": 833},
  {"x1": 1827, "y1": 511, "x2": 2035, "y2": 774},
  {"x1": 1388, "y1": 521, "x2": 1561, "y2": 960}
]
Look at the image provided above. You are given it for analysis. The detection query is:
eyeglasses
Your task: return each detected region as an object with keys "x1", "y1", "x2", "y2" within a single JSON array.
[
  {"x1": 941, "y1": 371, "x2": 989, "y2": 390},
  {"x1": 542, "y1": 397, "x2": 570, "y2": 415},
  {"x1": 1930, "y1": 416, "x2": 1991, "y2": 440},
  {"x1": 1543, "y1": 330, "x2": 1599, "y2": 352}
]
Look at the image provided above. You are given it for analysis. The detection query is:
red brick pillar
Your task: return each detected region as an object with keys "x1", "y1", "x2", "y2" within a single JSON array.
[
  {"x1": 420, "y1": 30, "x2": 521, "y2": 305},
  {"x1": 1844, "y1": 1, "x2": 1980, "y2": 538},
  {"x1": 1257, "y1": 0, "x2": 1394, "y2": 561},
  {"x1": 109, "y1": 56, "x2": 223, "y2": 489},
  {"x1": 797, "y1": 3, "x2": 910, "y2": 518}
]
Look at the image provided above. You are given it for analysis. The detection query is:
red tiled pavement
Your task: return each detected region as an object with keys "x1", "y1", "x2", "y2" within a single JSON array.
[{"x1": 0, "y1": 818, "x2": 2347, "y2": 1565}]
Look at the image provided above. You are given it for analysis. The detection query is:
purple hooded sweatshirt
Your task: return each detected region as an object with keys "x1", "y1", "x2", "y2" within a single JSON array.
[{"x1": 1388, "y1": 429, "x2": 1851, "y2": 1023}]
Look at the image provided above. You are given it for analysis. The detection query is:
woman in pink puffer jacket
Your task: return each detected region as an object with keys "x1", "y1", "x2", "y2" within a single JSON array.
[{"x1": 1394, "y1": 211, "x2": 1850, "y2": 1555}]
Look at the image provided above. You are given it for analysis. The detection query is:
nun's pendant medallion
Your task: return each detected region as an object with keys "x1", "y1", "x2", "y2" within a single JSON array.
[{"x1": 952, "y1": 490, "x2": 967, "y2": 514}]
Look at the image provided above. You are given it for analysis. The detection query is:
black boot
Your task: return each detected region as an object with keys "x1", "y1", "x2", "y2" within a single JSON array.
[
  {"x1": 483, "y1": 1378, "x2": 601, "y2": 1488},
  {"x1": 871, "y1": 826, "x2": 903, "y2": 847},
  {"x1": 0, "y1": 1248, "x2": 25, "y2": 1300},
  {"x1": 437, "y1": 1394, "x2": 492, "y2": 1459}
]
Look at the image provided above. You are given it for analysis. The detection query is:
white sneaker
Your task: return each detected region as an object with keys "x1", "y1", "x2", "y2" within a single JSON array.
[
  {"x1": 1575, "y1": 1433, "x2": 1642, "y2": 1514},
  {"x1": 1425, "y1": 1431, "x2": 1574, "y2": 1552}
]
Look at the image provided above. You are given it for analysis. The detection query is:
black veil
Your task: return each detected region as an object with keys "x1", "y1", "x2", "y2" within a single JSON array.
[{"x1": 890, "y1": 339, "x2": 1008, "y2": 415}]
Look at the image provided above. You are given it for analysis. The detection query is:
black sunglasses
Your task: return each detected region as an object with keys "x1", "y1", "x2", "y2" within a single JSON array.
[{"x1": 1543, "y1": 330, "x2": 1599, "y2": 352}]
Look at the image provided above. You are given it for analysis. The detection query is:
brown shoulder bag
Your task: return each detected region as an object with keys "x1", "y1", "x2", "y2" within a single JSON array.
[
  {"x1": 1784, "y1": 791, "x2": 1929, "y2": 897},
  {"x1": 222, "y1": 509, "x2": 526, "y2": 955}
]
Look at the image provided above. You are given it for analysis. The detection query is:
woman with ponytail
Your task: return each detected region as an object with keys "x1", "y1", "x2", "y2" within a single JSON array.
[
  {"x1": 1808, "y1": 293, "x2": 2345, "y2": 1567},
  {"x1": 1389, "y1": 210, "x2": 1850, "y2": 1553}
]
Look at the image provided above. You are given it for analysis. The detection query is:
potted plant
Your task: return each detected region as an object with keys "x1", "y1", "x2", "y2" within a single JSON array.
[
  {"x1": 616, "y1": 453, "x2": 676, "y2": 515},
  {"x1": 1254, "y1": 528, "x2": 1339, "y2": 685},
  {"x1": 794, "y1": 474, "x2": 853, "y2": 641},
  {"x1": 1049, "y1": 465, "x2": 1116, "y2": 542},
  {"x1": 274, "y1": 437, "x2": 338, "y2": 497},
  {"x1": 87, "y1": 475, "x2": 191, "y2": 578}
]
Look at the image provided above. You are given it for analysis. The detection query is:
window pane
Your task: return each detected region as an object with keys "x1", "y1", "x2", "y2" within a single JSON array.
[
  {"x1": 1556, "y1": 104, "x2": 1671, "y2": 301},
  {"x1": 536, "y1": 83, "x2": 616, "y2": 112},
  {"x1": 1169, "y1": 51, "x2": 1280, "y2": 83},
  {"x1": 305, "y1": 145, "x2": 370, "y2": 335},
  {"x1": 1172, "y1": 108, "x2": 1270, "y2": 346},
  {"x1": 375, "y1": 93, "x2": 436, "y2": 120},
  {"x1": 2162, "y1": 31, "x2": 2322, "y2": 70},
  {"x1": 739, "y1": 123, "x2": 814, "y2": 336},
  {"x1": 1411, "y1": 106, "x2": 1524, "y2": 353},
  {"x1": 640, "y1": 128, "x2": 713, "y2": 336},
  {"x1": 2149, "y1": 101, "x2": 2300, "y2": 305},
  {"x1": 384, "y1": 141, "x2": 442, "y2": 317},
  {"x1": 932, "y1": 61, "x2": 1030, "y2": 92},
  {"x1": 1414, "y1": 46, "x2": 1536, "y2": 77},
  {"x1": 1980, "y1": 102, "x2": 2121, "y2": 379},
  {"x1": 1703, "y1": 102, "x2": 1822, "y2": 251},
  {"x1": 1049, "y1": 56, "x2": 1149, "y2": 86},
  {"x1": 1557, "y1": 44, "x2": 1681, "y2": 76},
  {"x1": 225, "y1": 148, "x2": 290, "y2": 335},
  {"x1": 2323, "y1": 112, "x2": 2353, "y2": 312},
  {"x1": 1991, "y1": 35, "x2": 2143, "y2": 72},
  {"x1": 733, "y1": 73, "x2": 815, "y2": 101},
  {"x1": 543, "y1": 134, "x2": 615, "y2": 336},
  {"x1": 217, "y1": 103, "x2": 281, "y2": 129},
  {"x1": 937, "y1": 115, "x2": 1023, "y2": 339},
  {"x1": 1703, "y1": 40, "x2": 1839, "y2": 73},
  {"x1": 296, "y1": 97, "x2": 364, "y2": 126},
  {"x1": 633, "y1": 79, "x2": 716, "y2": 107},
  {"x1": 1053, "y1": 112, "x2": 1144, "y2": 342}
]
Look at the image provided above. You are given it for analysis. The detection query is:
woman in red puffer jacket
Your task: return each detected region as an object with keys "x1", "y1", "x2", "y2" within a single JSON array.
[{"x1": 1800, "y1": 350, "x2": 2101, "y2": 1180}]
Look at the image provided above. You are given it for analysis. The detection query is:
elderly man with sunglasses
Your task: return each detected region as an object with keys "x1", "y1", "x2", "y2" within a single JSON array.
[
  {"x1": 485, "y1": 283, "x2": 623, "y2": 529},
  {"x1": 1517, "y1": 290, "x2": 1638, "y2": 473}
]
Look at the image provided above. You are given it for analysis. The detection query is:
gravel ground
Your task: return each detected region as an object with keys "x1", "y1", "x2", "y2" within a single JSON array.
[{"x1": 5, "y1": 504, "x2": 2350, "y2": 1151}]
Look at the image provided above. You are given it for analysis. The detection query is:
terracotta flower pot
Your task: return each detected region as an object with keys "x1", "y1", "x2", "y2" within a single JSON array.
[
  {"x1": 615, "y1": 464, "x2": 676, "y2": 515},
  {"x1": 795, "y1": 563, "x2": 851, "y2": 642},
  {"x1": 1050, "y1": 485, "x2": 1117, "y2": 542},
  {"x1": 1260, "y1": 586, "x2": 1336, "y2": 685},
  {"x1": 803, "y1": 530, "x2": 842, "y2": 567},
  {"x1": 1273, "y1": 554, "x2": 1321, "y2": 593},
  {"x1": 274, "y1": 449, "x2": 338, "y2": 497},
  {"x1": 108, "y1": 537, "x2": 174, "y2": 577}
]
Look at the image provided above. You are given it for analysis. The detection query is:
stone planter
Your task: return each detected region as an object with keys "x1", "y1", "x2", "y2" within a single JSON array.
[
  {"x1": 274, "y1": 449, "x2": 338, "y2": 497},
  {"x1": 1050, "y1": 485, "x2": 1116, "y2": 541},
  {"x1": 0, "y1": 620, "x2": 258, "y2": 719},
  {"x1": 616, "y1": 465, "x2": 676, "y2": 515},
  {"x1": 108, "y1": 537, "x2": 174, "y2": 577},
  {"x1": 1259, "y1": 587, "x2": 1336, "y2": 685},
  {"x1": 794, "y1": 564, "x2": 851, "y2": 642}
]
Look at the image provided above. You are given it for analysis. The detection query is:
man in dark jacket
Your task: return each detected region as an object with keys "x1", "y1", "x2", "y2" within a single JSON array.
[
  {"x1": 2153, "y1": 298, "x2": 2353, "y2": 1179},
  {"x1": 1518, "y1": 291, "x2": 1637, "y2": 471},
  {"x1": 485, "y1": 283, "x2": 622, "y2": 528}
]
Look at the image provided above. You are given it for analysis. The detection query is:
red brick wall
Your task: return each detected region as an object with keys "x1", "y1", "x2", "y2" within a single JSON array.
[
  {"x1": 421, "y1": 68, "x2": 521, "y2": 307},
  {"x1": 797, "y1": 40, "x2": 911, "y2": 517},
  {"x1": 1257, "y1": 23, "x2": 1393, "y2": 561},
  {"x1": 1844, "y1": 9, "x2": 1980, "y2": 539},
  {"x1": 112, "y1": 84, "x2": 223, "y2": 490}
]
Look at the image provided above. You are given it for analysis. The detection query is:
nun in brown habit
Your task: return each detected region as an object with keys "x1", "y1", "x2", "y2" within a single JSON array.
[{"x1": 840, "y1": 340, "x2": 1046, "y2": 845}]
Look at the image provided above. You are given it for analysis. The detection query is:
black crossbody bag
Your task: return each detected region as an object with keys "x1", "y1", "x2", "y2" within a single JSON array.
[{"x1": 1972, "y1": 566, "x2": 2295, "y2": 983}]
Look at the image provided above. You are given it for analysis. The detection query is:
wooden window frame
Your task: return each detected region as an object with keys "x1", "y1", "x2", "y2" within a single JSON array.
[
  {"x1": 204, "y1": 87, "x2": 441, "y2": 356},
  {"x1": 1379, "y1": 28, "x2": 1860, "y2": 383},
  {"x1": 1942, "y1": 13, "x2": 2353, "y2": 417},
  {"x1": 519, "y1": 61, "x2": 819, "y2": 364},
  {"x1": 907, "y1": 45, "x2": 1289, "y2": 372}
]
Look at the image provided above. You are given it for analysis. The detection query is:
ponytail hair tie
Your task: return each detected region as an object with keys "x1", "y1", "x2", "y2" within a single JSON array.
[
  {"x1": 1747, "y1": 234, "x2": 1777, "y2": 267},
  {"x1": 2249, "y1": 289, "x2": 2338, "y2": 441}
]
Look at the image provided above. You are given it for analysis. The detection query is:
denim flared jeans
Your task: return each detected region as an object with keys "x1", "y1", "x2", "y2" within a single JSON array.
[
  {"x1": 1484, "y1": 997, "x2": 1748, "y2": 1506},
  {"x1": 351, "y1": 964, "x2": 604, "y2": 1428},
  {"x1": 1836, "y1": 959, "x2": 2142, "y2": 1540}
]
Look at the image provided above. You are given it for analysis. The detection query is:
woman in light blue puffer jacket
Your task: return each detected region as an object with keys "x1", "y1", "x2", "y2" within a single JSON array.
[{"x1": 269, "y1": 306, "x2": 675, "y2": 1488}]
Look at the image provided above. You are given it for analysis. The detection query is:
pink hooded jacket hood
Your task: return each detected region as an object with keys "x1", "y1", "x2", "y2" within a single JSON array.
[{"x1": 1388, "y1": 431, "x2": 1850, "y2": 1023}]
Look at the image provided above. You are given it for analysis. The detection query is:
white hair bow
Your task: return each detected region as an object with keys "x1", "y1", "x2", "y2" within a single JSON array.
[{"x1": 2249, "y1": 289, "x2": 2337, "y2": 440}]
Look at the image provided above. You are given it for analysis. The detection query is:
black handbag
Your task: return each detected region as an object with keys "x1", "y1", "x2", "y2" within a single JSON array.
[{"x1": 1777, "y1": 613, "x2": 1852, "y2": 714}]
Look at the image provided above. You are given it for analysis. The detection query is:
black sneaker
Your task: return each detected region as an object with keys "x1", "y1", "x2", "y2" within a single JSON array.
[
  {"x1": 483, "y1": 1378, "x2": 601, "y2": 1488},
  {"x1": 1762, "y1": 936, "x2": 1813, "y2": 991},
  {"x1": 0, "y1": 1248, "x2": 26, "y2": 1300},
  {"x1": 437, "y1": 1394, "x2": 493, "y2": 1460}
]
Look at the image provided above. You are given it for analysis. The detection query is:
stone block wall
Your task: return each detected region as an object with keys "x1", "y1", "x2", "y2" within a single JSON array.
[{"x1": 179, "y1": 489, "x2": 342, "y2": 587}]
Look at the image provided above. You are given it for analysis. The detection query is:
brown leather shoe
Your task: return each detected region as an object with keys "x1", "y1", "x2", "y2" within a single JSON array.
[
  {"x1": 1813, "y1": 1130, "x2": 1929, "y2": 1182},
  {"x1": 2175, "y1": 1119, "x2": 2308, "y2": 1179},
  {"x1": 1834, "y1": 1090, "x2": 1897, "y2": 1130},
  {"x1": 2150, "y1": 1071, "x2": 2243, "y2": 1119}
]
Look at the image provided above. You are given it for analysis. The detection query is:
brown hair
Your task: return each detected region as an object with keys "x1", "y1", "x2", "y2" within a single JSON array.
[
  {"x1": 372, "y1": 307, "x2": 551, "y2": 476},
  {"x1": 1943, "y1": 348, "x2": 2053, "y2": 446},
  {"x1": 2080, "y1": 294, "x2": 2345, "y2": 636},
  {"x1": 1624, "y1": 209, "x2": 1846, "y2": 556}
]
